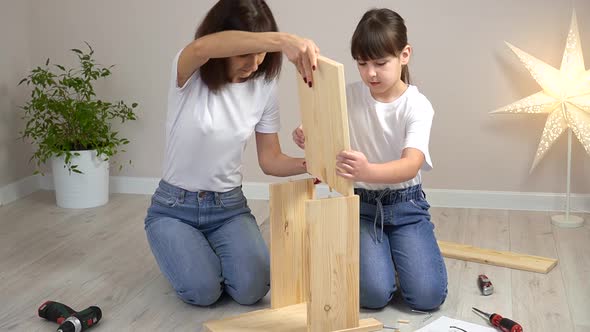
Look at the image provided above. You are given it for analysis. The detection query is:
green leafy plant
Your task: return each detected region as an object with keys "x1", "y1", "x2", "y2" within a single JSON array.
[{"x1": 18, "y1": 42, "x2": 138, "y2": 174}]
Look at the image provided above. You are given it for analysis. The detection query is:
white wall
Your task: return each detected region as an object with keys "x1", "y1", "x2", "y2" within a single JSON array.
[{"x1": 2, "y1": 0, "x2": 589, "y2": 196}]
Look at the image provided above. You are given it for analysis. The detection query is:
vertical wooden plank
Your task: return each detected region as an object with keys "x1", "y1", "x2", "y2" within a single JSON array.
[
  {"x1": 297, "y1": 56, "x2": 353, "y2": 197},
  {"x1": 270, "y1": 179, "x2": 315, "y2": 309},
  {"x1": 509, "y1": 210, "x2": 574, "y2": 331},
  {"x1": 306, "y1": 195, "x2": 359, "y2": 332}
]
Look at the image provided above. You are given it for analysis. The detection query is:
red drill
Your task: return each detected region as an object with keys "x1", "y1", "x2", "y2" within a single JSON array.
[
  {"x1": 472, "y1": 307, "x2": 522, "y2": 332},
  {"x1": 38, "y1": 301, "x2": 102, "y2": 332}
]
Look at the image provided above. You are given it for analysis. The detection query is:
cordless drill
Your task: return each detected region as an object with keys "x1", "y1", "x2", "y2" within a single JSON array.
[{"x1": 38, "y1": 301, "x2": 102, "y2": 332}]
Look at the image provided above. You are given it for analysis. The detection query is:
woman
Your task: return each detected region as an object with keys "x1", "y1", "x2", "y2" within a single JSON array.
[{"x1": 145, "y1": 0, "x2": 319, "y2": 306}]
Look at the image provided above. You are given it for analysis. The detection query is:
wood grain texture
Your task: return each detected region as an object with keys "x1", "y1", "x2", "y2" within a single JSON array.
[
  {"x1": 438, "y1": 240, "x2": 558, "y2": 273},
  {"x1": 203, "y1": 303, "x2": 381, "y2": 332},
  {"x1": 306, "y1": 195, "x2": 360, "y2": 332},
  {"x1": 297, "y1": 56, "x2": 353, "y2": 197},
  {"x1": 2, "y1": 193, "x2": 587, "y2": 331},
  {"x1": 203, "y1": 303, "x2": 307, "y2": 332},
  {"x1": 269, "y1": 179, "x2": 315, "y2": 309}
]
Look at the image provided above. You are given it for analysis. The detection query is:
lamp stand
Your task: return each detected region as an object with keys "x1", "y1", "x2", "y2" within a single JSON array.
[{"x1": 551, "y1": 128, "x2": 584, "y2": 228}]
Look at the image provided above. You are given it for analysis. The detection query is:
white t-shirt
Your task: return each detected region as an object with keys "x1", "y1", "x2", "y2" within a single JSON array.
[
  {"x1": 347, "y1": 82, "x2": 434, "y2": 190},
  {"x1": 161, "y1": 50, "x2": 280, "y2": 192}
]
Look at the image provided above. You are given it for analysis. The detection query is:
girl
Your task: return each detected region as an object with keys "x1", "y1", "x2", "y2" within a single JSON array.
[
  {"x1": 293, "y1": 8, "x2": 447, "y2": 311},
  {"x1": 145, "y1": 0, "x2": 319, "y2": 307}
]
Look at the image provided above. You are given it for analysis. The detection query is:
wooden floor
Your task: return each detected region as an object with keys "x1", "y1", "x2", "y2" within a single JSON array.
[{"x1": 0, "y1": 191, "x2": 588, "y2": 332}]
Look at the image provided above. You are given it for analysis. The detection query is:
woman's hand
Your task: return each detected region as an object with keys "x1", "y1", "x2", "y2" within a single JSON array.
[
  {"x1": 281, "y1": 34, "x2": 319, "y2": 87},
  {"x1": 336, "y1": 150, "x2": 372, "y2": 182},
  {"x1": 292, "y1": 125, "x2": 305, "y2": 149}
]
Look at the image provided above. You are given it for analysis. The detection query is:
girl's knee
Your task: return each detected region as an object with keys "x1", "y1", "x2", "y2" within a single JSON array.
[
  {"x1": 404, "y1": 284, "x2": 447, "y2": 311},
  {"x1": 360, "y1": 283, "x2": 395, "y2": 309}
]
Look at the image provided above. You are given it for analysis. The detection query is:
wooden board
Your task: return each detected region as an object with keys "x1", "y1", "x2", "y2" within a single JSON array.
[
  {"x1": 269, "y1": 179, "x2": 315, "y2": 309},
  {"x1": 202, "y1": 303, "x2": 382, "y2": 332},
  {"x1": 306, "y1": 195, "x2": 360, "y2": 332},
  {"x1": 297, "y1": 56, "x2": 354, "y2": 196},
  {"x1": 438, "y1": 240, "x2": 558, "y2": 273}
]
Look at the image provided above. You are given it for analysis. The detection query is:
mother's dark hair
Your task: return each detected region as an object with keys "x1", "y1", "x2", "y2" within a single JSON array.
[{"x1": 195, "y1": 0, "x2": 282, "y2": 91}]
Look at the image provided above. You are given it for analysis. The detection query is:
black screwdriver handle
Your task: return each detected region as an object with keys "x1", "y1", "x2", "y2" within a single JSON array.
[{"x1": 491, "y1": 314, "x2": 523, "y2": 332}]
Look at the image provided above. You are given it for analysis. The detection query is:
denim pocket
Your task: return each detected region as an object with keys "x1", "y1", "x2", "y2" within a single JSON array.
[
  {"x1": 219, "y1": 189, "x2": 246, "y2": 209},
  {"x1": 151, "y1": 189, "x2": 178, "y2": 208},
  {"x1": 410, "y1": 198, "x2": 430, "y2": 211},
  {"x1": 390, "y1": 199, "x2": 431, "y2": 226}
]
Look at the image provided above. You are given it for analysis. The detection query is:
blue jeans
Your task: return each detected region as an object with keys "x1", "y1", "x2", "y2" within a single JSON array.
[
  {"x1": 355, "y1": 184, "x2": 448, "y2": 310},
  {"x1": 144, "y1": 180, "x2": 270, "y2": 306}
]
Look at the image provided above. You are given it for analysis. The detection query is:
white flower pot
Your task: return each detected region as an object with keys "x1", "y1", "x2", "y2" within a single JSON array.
[{"x1": 51, "y1": 150, "x2": 109, "y2": 209}]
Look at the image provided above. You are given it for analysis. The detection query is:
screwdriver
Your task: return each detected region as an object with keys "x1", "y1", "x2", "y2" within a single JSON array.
[{"x1": 472, "y1": 307, "x2": 523, "y2": 332}]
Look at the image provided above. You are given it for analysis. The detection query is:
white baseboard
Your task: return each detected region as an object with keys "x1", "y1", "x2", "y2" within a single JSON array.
[
  {"x1": 0, "y1": 175, "x2": 40, "y2": 207},
  {"x1": 0, "y1": 175, "x2": 39, "y2": 206},
  {"x1": 2, "y1": 175, "x2": 589, "y2": 213},
  {"x1": 39, "y1": 175, "x2": 161, "y2": 194},
  {"x1": 242, "y1": 182, "x2": 590, "y2": 213},
  {"x1": 424, "y1": 188, "x2": 589, "y2": 213}
]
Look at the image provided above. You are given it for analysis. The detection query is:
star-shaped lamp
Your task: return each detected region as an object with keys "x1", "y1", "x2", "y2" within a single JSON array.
[{"x1": 492, "y1": 11, "x2": 589, "y2": 227}]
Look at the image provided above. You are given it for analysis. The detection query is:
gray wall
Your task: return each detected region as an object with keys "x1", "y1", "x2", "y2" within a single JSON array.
[
  {"x1": 2, "y1": 0, "x2": 589, "y2": 194},
  {"x1": 0, "y1": 0, "x2": 35, "y2": 187}
]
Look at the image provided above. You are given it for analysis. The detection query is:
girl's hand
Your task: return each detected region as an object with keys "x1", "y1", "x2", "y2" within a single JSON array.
[
  {"x1": 336, "y1": 150, "x2": 372, "y2": 181},
  {"x1": 281, "y1": 34, "x2": 319, "y2": 87},
  {"x1": 292, "y1": 125, "x2": 305, "y2": 149}
]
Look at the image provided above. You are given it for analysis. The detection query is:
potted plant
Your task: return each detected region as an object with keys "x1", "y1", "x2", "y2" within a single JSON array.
[{"x1": 18, "y1": 42, "x2": 138, "y2": 208}]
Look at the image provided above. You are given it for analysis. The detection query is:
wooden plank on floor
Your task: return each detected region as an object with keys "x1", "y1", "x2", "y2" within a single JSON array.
[
  {"x1": 297, "y1": 56, "x2": 353, "y2": 197},
  {"x1": 333, "y1": 318, "x2": 383, "y2": 332},
  {"x1": 269, "y1": 179, "x2": 315, "y2": 309},
  {"x1": 438, "y1": 240, "x2": 557, "y2": 273},
  {"x1": 510, "y1": 210, "x2": 573, "y2": 331},
  {"x1": 203, "y1": 303, "x2": 307, "y2": 332},
  {"x1": 306, "y1": 195, "x2": 359, "y2": 332},
  {"x1": 203, "y1": 303, "x2": 381, "y2": 332}
]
